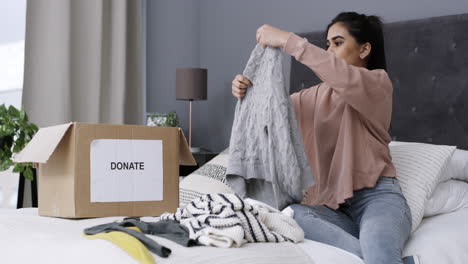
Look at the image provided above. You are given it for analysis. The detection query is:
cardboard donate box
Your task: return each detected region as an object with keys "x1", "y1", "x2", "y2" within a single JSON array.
[{"x1": 13, "y1": 122, "x2": 196, "y2": 218}]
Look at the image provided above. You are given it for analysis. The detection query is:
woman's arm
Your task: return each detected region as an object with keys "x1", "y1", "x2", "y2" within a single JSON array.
[{"x1": 284, "y1": 33, "x2": 392, "y2": 122}]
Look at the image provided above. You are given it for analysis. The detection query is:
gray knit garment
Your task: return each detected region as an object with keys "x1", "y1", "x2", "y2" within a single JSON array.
[{"x1": 227, "y1": 44, "x2": 315, "y2": 210}]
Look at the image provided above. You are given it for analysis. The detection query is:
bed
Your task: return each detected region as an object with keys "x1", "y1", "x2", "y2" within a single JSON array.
[
  {"x1": 2, "y1": 206, "x2": 468, "y2": 264},
  {"x1": 2, "y1": 13, "x2": 468, "y2": 264}
]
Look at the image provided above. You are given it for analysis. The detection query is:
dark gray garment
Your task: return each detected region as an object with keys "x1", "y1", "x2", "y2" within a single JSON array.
[
  {"x1": 227, "y1": 44, "x2": 315, "y2": 210},
  {"x1": 84, "y1": 219, "x2": 198, "y2": 258}
]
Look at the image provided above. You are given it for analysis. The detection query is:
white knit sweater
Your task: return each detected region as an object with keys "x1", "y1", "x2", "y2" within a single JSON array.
[{"x1": 227, "y1": 44, "x2": 314, "y2": 210}]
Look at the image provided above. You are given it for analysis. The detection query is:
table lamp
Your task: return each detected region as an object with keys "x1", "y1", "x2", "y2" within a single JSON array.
[{"x1": 176, "y1": 68, "x2": 207, "y2": 152}]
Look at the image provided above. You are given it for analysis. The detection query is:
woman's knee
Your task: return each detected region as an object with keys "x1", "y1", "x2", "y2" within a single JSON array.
[{"x1": 289, "y1": 204, "x2": 324, "y2": 221}]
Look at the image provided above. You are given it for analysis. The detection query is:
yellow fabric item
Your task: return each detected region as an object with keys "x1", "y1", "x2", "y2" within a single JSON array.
[{"x1": 83, "y1": 226, "x2": 155, "y2": 264}]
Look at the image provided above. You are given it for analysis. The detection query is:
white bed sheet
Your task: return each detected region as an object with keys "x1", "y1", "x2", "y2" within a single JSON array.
[
  {"x1": 403, "y1": 207, "x2": 468, "y2": 264},
  {"x1": 299, "y1": 239, "x2": 363, "y2": 264},
  {"x1": 0, "y1": 208, "x2": 317, "y2": 264},
  {"x1": 1, "y1": 207, "x2": 467, "y2": 264}
]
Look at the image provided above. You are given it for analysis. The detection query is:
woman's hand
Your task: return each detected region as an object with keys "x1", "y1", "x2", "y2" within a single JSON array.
[
  {"x1": 232, "y1": 74, "x2": 252, "y2": 99},
  {"x1": 256, "y1": 24, "x2": 290, "y2": 49}
]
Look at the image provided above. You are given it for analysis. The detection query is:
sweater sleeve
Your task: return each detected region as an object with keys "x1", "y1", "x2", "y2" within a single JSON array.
[{"x1": 284, "y1": 33, "x2": 392, "y2": 122}]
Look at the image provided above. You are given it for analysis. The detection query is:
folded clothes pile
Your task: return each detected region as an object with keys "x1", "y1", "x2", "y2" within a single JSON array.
[
  {"x1": 161, "y1": 193, "x2": 304, "y2": 248},
  {"x1": 84, "y1": 193, "x2": 304, "y2": 263}
]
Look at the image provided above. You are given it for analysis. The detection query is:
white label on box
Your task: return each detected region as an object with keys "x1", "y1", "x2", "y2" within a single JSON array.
[{"x1": 90, "y1": 139, "x2": 163, "y2": 202}]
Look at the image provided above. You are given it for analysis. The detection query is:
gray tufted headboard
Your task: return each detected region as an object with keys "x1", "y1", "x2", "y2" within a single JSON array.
[{"x1": 290, "y1": 13, "x2": 468, "y2": 150}]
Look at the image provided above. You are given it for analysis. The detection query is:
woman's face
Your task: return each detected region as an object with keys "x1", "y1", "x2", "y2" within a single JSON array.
[{"x1": 326, "y1": 22, "x2": 369, "y2": 68}]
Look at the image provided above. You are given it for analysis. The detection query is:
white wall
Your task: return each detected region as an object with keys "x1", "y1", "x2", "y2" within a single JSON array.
[{"x1": 0, "y1": 168, "x2": 19, "y2": 209}]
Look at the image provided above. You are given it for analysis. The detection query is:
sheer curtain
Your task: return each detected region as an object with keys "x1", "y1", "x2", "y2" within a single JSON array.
[{"x1": 22, "y1": 0, "x2": 145, "y2": 127}]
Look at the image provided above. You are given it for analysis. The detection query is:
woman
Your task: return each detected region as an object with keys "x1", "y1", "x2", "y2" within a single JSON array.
[{"x1": 232, "y1": 12, "x2": 417, "y2": 264}]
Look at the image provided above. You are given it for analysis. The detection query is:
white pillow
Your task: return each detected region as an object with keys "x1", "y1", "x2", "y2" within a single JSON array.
[
  {"x1": 179, "y1": 149, "x2": 235, "y2": 208},
  {"x1": 424, "y1": 180, "x2": 468, "y2": 217},
  {"x1": 389, "y1": 143, "x2": 456, "y2": 232},
  {"x1": 443, "y1": 148, "x2": 468, "y2": 182},
  {"x1": 390, "y1": 141, "x2": 468, "y2": 182}
]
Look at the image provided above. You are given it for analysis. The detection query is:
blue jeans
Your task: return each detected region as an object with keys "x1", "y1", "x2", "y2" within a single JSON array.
[{"x1": 291, "y1": 176, "x2": 412, "y2": 264}]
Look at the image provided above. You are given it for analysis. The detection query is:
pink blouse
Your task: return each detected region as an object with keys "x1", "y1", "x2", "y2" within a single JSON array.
[{"x1": 285, "y1": 33, "x2": 396, "y2": 209}]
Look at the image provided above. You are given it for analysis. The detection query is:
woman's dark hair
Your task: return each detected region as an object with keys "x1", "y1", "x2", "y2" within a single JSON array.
[{"x1": 326, "y1": 12, "x2": 387, "y2": 70}]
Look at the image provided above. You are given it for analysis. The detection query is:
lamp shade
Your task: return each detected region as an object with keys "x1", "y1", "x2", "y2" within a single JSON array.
[{"x1": 176, "y1": 68, "x2": 207, "y2": 101}]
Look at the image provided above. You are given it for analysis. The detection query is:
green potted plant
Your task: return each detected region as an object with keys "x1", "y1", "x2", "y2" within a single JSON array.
[
  {"x1": 0, "y1": 104, "x2": 39, "y2": 180},
  {"x1": 147, "y1": 112, "x2": 179, "y2": 127}
]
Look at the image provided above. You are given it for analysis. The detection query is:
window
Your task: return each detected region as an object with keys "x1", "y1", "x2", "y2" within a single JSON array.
[{"x1": 0, "y1": 0, "x2": 26, "y2": 109}]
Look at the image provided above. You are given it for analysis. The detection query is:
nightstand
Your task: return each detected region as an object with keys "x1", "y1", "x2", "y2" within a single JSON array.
[{"x1": 179, "y1": 150, "x2": 219, "y2": 176}]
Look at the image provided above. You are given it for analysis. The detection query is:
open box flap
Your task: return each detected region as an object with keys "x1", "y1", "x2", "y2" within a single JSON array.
[
  {"x1": 13, "y1": 122, "x2": 73, "y2": 164},
  {"x1": 178, "y1": 128, "x2": 196, "y2": 166}
]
